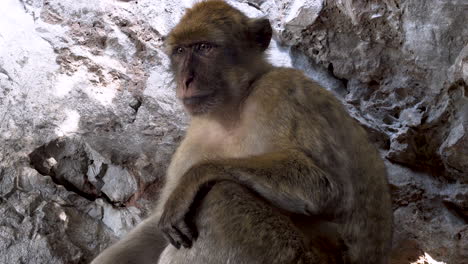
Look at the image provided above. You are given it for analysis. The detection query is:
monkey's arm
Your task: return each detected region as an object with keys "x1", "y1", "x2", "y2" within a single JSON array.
[
  {"x1": 91, "y1": 214, "x2": 167, "y2": 264},
  {"x1": 158, "y1": 149, "x2": 343, "y2": 249}
]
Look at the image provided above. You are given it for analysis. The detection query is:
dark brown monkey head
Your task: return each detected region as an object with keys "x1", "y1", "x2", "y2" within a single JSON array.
[{"x1": 165, "y1": 0, "x2": 272, "y2": 116}]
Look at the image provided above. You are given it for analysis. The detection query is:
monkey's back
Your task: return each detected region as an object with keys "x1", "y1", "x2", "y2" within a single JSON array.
[{"x1": 250, "y1": 67, "x2": 393, "y2": 264}]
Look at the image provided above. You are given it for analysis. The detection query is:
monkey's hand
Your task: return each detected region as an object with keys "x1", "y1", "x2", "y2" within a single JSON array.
[
  {"x1": 158, "y1": 165, "x2": 219, "y2": 249},
  {"x1": 158, "y1": 191, "x2": 196, "y2": 249}
]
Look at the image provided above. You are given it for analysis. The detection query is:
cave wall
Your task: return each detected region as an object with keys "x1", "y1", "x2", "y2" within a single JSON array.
[{"x1": 0, "y1": 0, "x2": 467, "y2": 263}]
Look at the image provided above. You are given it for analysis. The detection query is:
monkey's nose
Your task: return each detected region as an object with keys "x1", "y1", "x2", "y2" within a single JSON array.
[{"x1": 184, "y1": 75, "x2": 194, "y2": 89}]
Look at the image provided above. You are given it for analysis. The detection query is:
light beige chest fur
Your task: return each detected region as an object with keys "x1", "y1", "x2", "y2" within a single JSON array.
[{"x1": 155, "y1": 103, "x2": 272, "y2": 214}]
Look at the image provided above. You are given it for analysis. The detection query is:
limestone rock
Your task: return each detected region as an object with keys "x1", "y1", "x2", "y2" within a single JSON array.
[{"x1": 0, "y1": 0, "x2": 466, "y2": 263}]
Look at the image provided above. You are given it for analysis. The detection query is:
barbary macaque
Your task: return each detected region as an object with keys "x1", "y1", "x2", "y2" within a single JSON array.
[{"x1": 92, "y1": 1, "x2": 392, "y2": 263}]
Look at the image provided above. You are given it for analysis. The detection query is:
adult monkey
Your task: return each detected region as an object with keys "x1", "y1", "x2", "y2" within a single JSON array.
[{"x1": 92, "y1": 0, "x2": 392, "y2": 263}]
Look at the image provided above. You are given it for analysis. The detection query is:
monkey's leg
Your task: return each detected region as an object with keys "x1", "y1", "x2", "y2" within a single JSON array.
[
  {"x1": 158, "y1": 181, "x2": 341, "y2": 264},
  {"x1": 91, "y1": 214, "x2": 167, "y2": 264}
]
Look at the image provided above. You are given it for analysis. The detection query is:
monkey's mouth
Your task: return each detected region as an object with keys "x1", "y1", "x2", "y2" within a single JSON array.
[{"x1": 182, "y1": 91, "x2": 216, "y2": 108}]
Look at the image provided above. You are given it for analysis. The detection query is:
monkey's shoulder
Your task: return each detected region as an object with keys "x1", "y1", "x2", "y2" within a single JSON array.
[
  {"x1": 256, "y1": 67, "x2": 310, "y2": 87},
  {"x1": 252, "y1": 67, "x2": 343, "y2": 112}
]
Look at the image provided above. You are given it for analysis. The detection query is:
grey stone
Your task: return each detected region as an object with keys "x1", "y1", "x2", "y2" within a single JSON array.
[
  {"x1": 101, "y1": 165, "x2": 138, "y2": 204},
  {"x1": 0, "y1": 0, "x2": 467, "y2": 263}
]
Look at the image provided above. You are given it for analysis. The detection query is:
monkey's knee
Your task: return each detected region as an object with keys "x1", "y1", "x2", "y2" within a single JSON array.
[{"x1": 196, "y1": 182, "x2": 313, "y2": 263}]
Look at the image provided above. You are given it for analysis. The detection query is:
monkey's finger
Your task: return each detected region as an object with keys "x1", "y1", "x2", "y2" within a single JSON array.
[
  {"x1": 172, "y1": 224, "x2": 193, "y2": 248},
  {"x1": 163, "y1": 232, "x2": 180, "y2": 249},
  {"x1": 187, "y1": 221, "x2": 199, "y2": 241},
  {"x1": 177, "y1": 221, "x2": 197, "y2": 248}
]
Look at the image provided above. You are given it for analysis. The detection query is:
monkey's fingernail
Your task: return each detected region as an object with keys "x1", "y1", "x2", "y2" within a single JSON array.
[
  {"x1": 180, "y1": 236, "x2": 190, "y2": 247},
  {"x1": 191, "y1": 228, "x2": 198, "y2": 240},
  {"x1": 182, "y1": 241, "x2": 191, "y2": 248},
  {"x1": 182, "y1": 236, "x2": 192, "y2": 248}
]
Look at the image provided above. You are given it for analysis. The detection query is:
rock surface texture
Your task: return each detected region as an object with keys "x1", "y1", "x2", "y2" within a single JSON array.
[{"x1": 0, "y1": 0, "x2": 466, "y2": 263}]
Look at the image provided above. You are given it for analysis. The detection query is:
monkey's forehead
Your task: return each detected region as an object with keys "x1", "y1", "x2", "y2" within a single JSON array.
[
  {"x1": 166, "y1": 24, "x2": 227, "y2": 47},
  {"x1": 184, "y1": 0, "x2": 246, "y2": 22},
  {"x1": 166, "y1": 0, "x2": 249, "y2": 47}
]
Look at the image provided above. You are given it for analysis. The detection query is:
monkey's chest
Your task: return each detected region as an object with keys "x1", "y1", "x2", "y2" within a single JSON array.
[{"x1": 199, "y1": 127, "x2": 269, "y2": 160}]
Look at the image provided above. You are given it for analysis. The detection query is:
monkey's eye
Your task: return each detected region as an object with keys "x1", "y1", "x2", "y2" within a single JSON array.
[
  {"x1": 174, "y1": 47, "x2": 185, "y2": 55},
  {"x1": 199, "y1": 43, "x2": 211, "y2": 50},
  {"x1": 195, "y1": 43, "x2": 213, "y2": 54}
]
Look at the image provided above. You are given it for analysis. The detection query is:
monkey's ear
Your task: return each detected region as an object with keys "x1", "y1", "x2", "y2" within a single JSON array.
[{"x1": 249, "y1": 18, "x2": 272, "y2": 51}]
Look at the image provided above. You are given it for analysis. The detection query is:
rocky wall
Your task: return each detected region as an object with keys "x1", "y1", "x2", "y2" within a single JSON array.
[{"x1": 0, "y1": 0, "x2": 466, "y2": 263}]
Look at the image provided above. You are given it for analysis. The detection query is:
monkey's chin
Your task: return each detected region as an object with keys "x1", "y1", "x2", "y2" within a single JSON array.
[
  {"x1": 183, "y1": 104, "x2": 212, "y2": 116},
  {"x1": 182, "y1": 93, "x2": 217, "y2": 116}
]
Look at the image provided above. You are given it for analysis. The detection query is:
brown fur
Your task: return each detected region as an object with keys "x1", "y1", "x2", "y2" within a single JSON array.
[{"x1": 91, "y1": 1, "x2": 392, "y2": 264}]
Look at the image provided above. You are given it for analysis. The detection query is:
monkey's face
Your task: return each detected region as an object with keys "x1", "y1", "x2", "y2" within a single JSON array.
[
  {"x1": 168, "y1": 41, "x2": 233, "y2": 115},
  {"x1": 165, "y1": 1, "x2": 272, "y2": 116}
]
